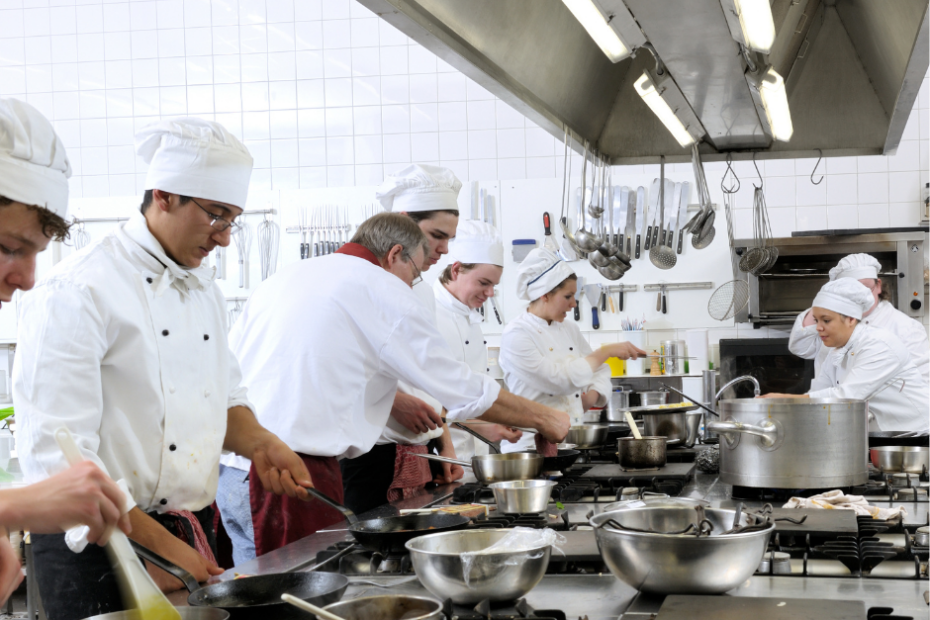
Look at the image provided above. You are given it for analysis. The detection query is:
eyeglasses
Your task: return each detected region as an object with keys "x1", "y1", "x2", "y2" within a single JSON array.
[
  {"x1": 191, "y1": 198, "x2": 242, "y2": 234},
  {"x1": 407, "y1": 253, "x2": 423, "y2": 286}
]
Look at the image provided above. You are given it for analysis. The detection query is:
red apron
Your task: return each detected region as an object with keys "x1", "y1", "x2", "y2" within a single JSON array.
[
  {"x1": 386, "y1": 444, "x2": 432, "y2": 503},
  {"x1": 248, "y1": 453, "x2": 346, "y2": 557}
]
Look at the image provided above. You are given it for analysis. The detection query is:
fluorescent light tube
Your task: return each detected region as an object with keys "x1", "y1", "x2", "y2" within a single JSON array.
[
  {"x1": 733, "y1": 0, "x2": 776, "y2": 54},
  {"x1": 758, "y1": 66, "x2": 793, "y2": 141},
  {"x1": 633, "y1": 72, "x2": 696, "y2": 148},
  {"x1": 563, "y1": 0, "x2": 631, "y2": 63}
]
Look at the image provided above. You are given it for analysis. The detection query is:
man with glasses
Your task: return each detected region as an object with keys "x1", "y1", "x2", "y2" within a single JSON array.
[{"x1": 14, "y1": 118, "x2": 311, "y2": 620}]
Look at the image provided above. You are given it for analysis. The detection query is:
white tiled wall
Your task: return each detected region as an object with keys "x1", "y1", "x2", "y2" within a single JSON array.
[{"x1": 1, "y1": 0, "x2": 926, "y2": 229}]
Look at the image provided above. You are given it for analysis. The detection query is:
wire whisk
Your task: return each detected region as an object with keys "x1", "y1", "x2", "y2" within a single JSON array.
[{"x1": 233, "y1": 222, "x2": 252, "y2": 288}]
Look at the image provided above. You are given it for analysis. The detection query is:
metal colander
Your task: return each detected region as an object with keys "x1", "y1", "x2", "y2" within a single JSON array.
[{"x1": 708, "y1": 169, "x2": 750, "y2": 321}]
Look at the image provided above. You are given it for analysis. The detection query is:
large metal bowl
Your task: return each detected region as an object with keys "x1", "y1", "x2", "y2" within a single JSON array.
[
  {"x1": 489, "y1": 480, "x2": 556, "y2": 514},
  {"x1": 590, "y1": 506, "x2": 773, "y2": 594},
  {"x1": 564, "y1": 424, "x2": 610, "y2": 449},
  {"x1": 323, "y1": 595, "x2": 443, "y2": 620},
  {"x1": 406, "y1": 529, "x2": 551, "y2": 604},
  {"x1": 870, "y1": 446, "x2": 929, "y2": 473}
]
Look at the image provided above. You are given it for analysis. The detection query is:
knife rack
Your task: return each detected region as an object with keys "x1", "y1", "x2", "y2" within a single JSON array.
[{"x1": 643, "y1": 282, "x2": 713, "y2": 291}]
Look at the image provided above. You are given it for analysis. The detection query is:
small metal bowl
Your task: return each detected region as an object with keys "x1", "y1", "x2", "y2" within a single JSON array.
[
  {"x1": 915, "y1": 526, "x2": 929, "y2": 547},
  {"x1": 323, "y1": 595, "x2": 444, "y2": 620}
]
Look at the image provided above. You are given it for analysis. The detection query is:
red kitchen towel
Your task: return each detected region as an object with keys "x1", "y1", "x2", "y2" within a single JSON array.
[
  {"x1": 164, "y1": 510, "x2": 217, "y2": 565},
  {"x1": 534, "y1": 433, "x2": 558, "y2": 457},
  {"x1": 387, "y1": 445, "x2": 433, "y2": 502}
]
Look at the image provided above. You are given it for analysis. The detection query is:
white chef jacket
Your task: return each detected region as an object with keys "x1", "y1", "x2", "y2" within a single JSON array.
[
  {"x1": 789, "y1": 301, "x2": 930, "y2": 384},
  {"x1": 433, "y1": 280, "x2": 491, "y2": 481},
  {"x1": 806, "y1": 323, "x2": 928, "y2": 432},
  {"x1": 499, "y1": 310, "x2": 611, "y2": 453},
  {"x1": 14, "y1": 213, "x2": 252, "y2": 513},
  {"x1": 374, "y1": 276, "x2": 445, "y2": 447},
  {"x1": 223, "y1": 250, "x2": 501, "y2": 462}
]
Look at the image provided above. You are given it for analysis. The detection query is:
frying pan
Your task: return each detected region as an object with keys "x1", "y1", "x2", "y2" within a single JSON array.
[
  {"x1": 519, "y1": 448, "x2": 581, "y2": 472},
  {"x1": 129, "y1": 540, "x2": 351, "y2": 620},
  {"x1": 307, "y1": 488, "x2": 470, "y2": 555}
]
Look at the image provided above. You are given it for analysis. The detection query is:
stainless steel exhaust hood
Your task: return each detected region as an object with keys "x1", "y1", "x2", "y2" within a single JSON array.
[{"x1": 357, "y1": 0, "x2": 929, "y2": 163}]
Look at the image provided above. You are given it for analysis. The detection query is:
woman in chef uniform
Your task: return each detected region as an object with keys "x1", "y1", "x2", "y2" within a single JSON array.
[
  {"x1": 435, "y1": 221, "x2": 522, "y2": 481},
  {"x1": 765, "y1": 279, "x2": 928, "y2": 432},
  {"x1": 789, "y1": 253, "x2": 929, "y2": 383},
  {"x1": 499, "y1": 248, "x2": 647, "y2": 454}
]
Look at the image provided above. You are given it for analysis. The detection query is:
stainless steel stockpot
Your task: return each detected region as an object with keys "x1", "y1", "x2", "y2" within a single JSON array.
[
  {"x1": 707, "y1": 398, "x2": 869, "y2": 488},
  {"x1": 642, "y1": 411, "x2": 701, "y2": 447}
]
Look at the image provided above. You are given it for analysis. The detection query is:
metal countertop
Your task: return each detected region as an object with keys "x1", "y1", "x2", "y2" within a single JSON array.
[{"x1": 194, "y1": 474, "x2": 929, "y2": 618}]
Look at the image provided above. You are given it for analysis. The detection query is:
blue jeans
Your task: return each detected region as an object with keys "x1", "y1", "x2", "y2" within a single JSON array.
[{"x1": 216, "y1": 464, "x2": 256, "y2": 566}]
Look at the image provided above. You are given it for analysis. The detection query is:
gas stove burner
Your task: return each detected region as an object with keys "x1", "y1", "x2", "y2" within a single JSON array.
[
  {"x1": 451, "y1": 482, "x2": 496, "y2": 504},
  {"x1": 441, "y1": 597, "x2": 567, "y2": 620}
]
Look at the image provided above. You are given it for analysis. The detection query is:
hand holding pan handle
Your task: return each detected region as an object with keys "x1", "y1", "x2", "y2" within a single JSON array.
[
  {"x1": 128, "y1": 540, "x2": 203, "y2": 594},
  {"x1": 306, "y1": 487, "x2": 359, "y2": 525}
]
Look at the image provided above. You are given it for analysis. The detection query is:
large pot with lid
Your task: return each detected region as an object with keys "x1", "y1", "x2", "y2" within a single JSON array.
[{"x1": 706, "y1": 397, "x2": 868, "y2": 488}]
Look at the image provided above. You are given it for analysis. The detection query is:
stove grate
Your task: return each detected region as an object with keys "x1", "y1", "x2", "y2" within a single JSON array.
[{"x1": 441, "y1": 597, "x2": 567, "y2": 620}]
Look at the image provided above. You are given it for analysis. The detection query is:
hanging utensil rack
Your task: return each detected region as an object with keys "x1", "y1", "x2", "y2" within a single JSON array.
[
  {"x1": 643, "y1": 282, "x2": 713, "y2": 291},
  {"x1": 605, "y1": 285, "x2": 639, "y2": 293}
]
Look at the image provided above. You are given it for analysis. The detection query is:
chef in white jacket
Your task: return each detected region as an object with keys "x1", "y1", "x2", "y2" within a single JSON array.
[
  {"x1": 338, "y1": 165, "x2": 465, "y2": 515},
  {"x1": 218, "y1": 213, "x2": 570, "y2": 561},
  {"x1": 500, "y1": 248, "x2": 647, "y2": 454},
  {"x1": 789, "y1": 253, "x2": 929, "y2": 383},
  {"x1": 0, "y1": 97, "x2": 134, "y2": 608},
  {"x1": 767, "y1": 279, "x2": 928, "y2": 432},
  {"x1": 13, "y1": 118, "x2": 311, "y2": 620},
  {"x1": 434, "y1": 221, "x2": 522, "y2": 481}
]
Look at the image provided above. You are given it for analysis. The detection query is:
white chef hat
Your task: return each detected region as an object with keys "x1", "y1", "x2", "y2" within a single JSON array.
[
  {"x1": 516, "y1": 247, "x2": 576, "y2": 301},
  {"x1": 812, "y1": 279, "x2": 875, "y2": 320},
  {"x1": 829, "y1": 253, "x2": 881, "y2": 282},
  {"x1": 0, "y1": 98, "x2": 71, "y2": 219},
  {"x1": 135, "y1": 117, "x2": 253, "y2": 209},
  {"x1": 449, "y1": 220, "x2": 504, "y2": 267},
  {"x1": 376, "y1": 164, "x2": 462, "y2": 213}
]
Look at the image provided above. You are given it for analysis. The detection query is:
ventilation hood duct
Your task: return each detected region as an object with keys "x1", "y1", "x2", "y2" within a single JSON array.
[{"x1": 357, "y1": 0, "x2": 928, "y2": 163}]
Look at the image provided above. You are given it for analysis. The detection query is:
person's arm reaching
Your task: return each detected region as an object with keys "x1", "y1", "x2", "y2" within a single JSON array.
[
  {"x1": 128, "y1": 508, "x2": 223, "y2": 591},
  {"x1": 390, "y1": 391, "x2": 444, "y2": 434},
  {"x1": 475, "y1": 391, "x2": 570, "y2": 443},
  {"x1": 224, "y1": 405, "x2": 313, "y2": 501},
  {"x1": 788, "y1": 309, "x2": 821, "y2": 359}
]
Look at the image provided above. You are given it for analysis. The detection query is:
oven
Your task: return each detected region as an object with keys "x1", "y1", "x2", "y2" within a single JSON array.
[
  {"x1": 719, "y1": 338, "x2": 815, "y2": 396},
  {"x1": 732, "y1": 230, "x2": 927, "y2": 327}
]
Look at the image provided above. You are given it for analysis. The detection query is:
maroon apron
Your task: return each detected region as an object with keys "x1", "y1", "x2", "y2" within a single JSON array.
[{"x1": 248, "y1": 453, "x2": 346, "y2": 557}]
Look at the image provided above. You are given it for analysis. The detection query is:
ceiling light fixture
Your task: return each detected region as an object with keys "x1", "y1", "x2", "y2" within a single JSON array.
[
  {"x1": 727, "y1": 0, "x2": 776, "y2": 54},
  {"x1": 562, "y1": 0, "x2": 631, "y2": 63},
  {"x1": 633, "y1": 70, "x2": 706, "y2": 148},
  {"x1": 756, "y1": 66, "x2": 793, "y2": 141}
]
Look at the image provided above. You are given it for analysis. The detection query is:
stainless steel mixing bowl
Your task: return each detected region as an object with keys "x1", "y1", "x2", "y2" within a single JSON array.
[
  {"x1": 590, "y1": 505, "x2": 773, "y2": 594},
  {"x1": 489, "y1": 480, "x2": 556, "y2": 514},
  {"x1": 406, "y1": 529, "x2": 551, "y2": 604},
  {"x1": 564, "y1": 424, "x2": 609, "y2": 448}
]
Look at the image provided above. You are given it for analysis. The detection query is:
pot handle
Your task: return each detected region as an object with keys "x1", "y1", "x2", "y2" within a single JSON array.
[
  {"x1": 706, "y1": 419, "x2": 779, "y2": 448},
  {"x1": 410, "y1": 453, "x2": 473, "y2": 468}
]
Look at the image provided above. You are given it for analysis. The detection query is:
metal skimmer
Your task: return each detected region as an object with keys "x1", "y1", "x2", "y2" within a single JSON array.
[{"x1": 650, "y1": 156, "x2": 677, "y2": 269}]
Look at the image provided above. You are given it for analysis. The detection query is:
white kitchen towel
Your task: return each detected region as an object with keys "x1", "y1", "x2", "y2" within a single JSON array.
[
  {"x1": 783, "y1": 489, "x2": 907, "y2": 521},
  {"x1": 65, "y1": 478, "x2": 136, "y2": 553}
]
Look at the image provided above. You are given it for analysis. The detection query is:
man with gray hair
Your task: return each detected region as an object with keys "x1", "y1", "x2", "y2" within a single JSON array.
[{"x1": 218, "y1": 212, "x2": 570, "y2": 561}]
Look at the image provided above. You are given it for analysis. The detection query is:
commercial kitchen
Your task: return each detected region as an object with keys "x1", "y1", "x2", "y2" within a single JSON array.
[{"x1": 0, "y1": 0, "x2": 928, "y2": 619}]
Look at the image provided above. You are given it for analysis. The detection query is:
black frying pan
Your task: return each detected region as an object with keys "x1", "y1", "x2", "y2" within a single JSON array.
[
  {"x1": 869, "y1": 431, "x2": 930, "y2": 448},
  {"x1": 307, "y1": 488, "x2": 470, "y2": 555},
  {"x1": 520, "y1": 449, "x2": 581, "y2": 472},
  {"x1": 130, "y1": 540, "x2": 350, "y2": 620}
]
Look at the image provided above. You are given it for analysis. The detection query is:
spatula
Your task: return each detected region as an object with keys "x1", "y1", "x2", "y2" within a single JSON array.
[
  {"x1": 282, "y1": 594, "x2": 345, "y2": 620},
  {"x1": 55, "y1": 427, "x2": 181, "y2": 620}
]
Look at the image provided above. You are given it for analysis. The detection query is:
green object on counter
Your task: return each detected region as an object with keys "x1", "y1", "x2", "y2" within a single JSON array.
[
  {"x1": 684, "y1": 361, "x2": 689, "y2": 374},
  {"x1": 0, "y1": 407, "x2": 12, "y2": 423}
]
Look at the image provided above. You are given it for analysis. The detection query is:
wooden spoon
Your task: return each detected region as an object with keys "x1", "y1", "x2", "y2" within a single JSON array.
[
  {"x1": 624, "y1": 410, "x2": 642, "y2": 440},
  {"x1": 282, "y1": 593, "x2": 346, "y2": 620}
]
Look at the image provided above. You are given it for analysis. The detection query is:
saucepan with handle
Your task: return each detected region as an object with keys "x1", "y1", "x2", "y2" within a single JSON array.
[{"x1": 413, "y1": 452, "x2": 544, "y2": 484}]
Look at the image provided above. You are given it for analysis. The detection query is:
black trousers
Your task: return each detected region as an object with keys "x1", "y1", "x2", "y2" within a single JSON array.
[
  {"x1": 32, "y1": 506, "x2": 216, "y2": 620},
  {"x1": 340, "y1": 443, "x2": 397, "y2": 516},
  {"x1": 340, "y1": 441, "x2": 442, "y2": 516}
]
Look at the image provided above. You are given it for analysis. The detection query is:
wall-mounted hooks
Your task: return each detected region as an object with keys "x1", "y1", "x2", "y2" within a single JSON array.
[
  {"x1": 810, "y1": 149, "x2": 824, "y2": 185},
  {"x1": 721, "y1": 153, "x2": 740, "y2": 194},
  {"x1": 751, "y1": 152, "x2": 763, "y2": 190}
]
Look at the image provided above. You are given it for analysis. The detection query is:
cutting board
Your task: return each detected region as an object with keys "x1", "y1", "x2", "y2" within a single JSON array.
[{"x1": 657, "y1": 595, "x2": 866, "y2": 620}]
